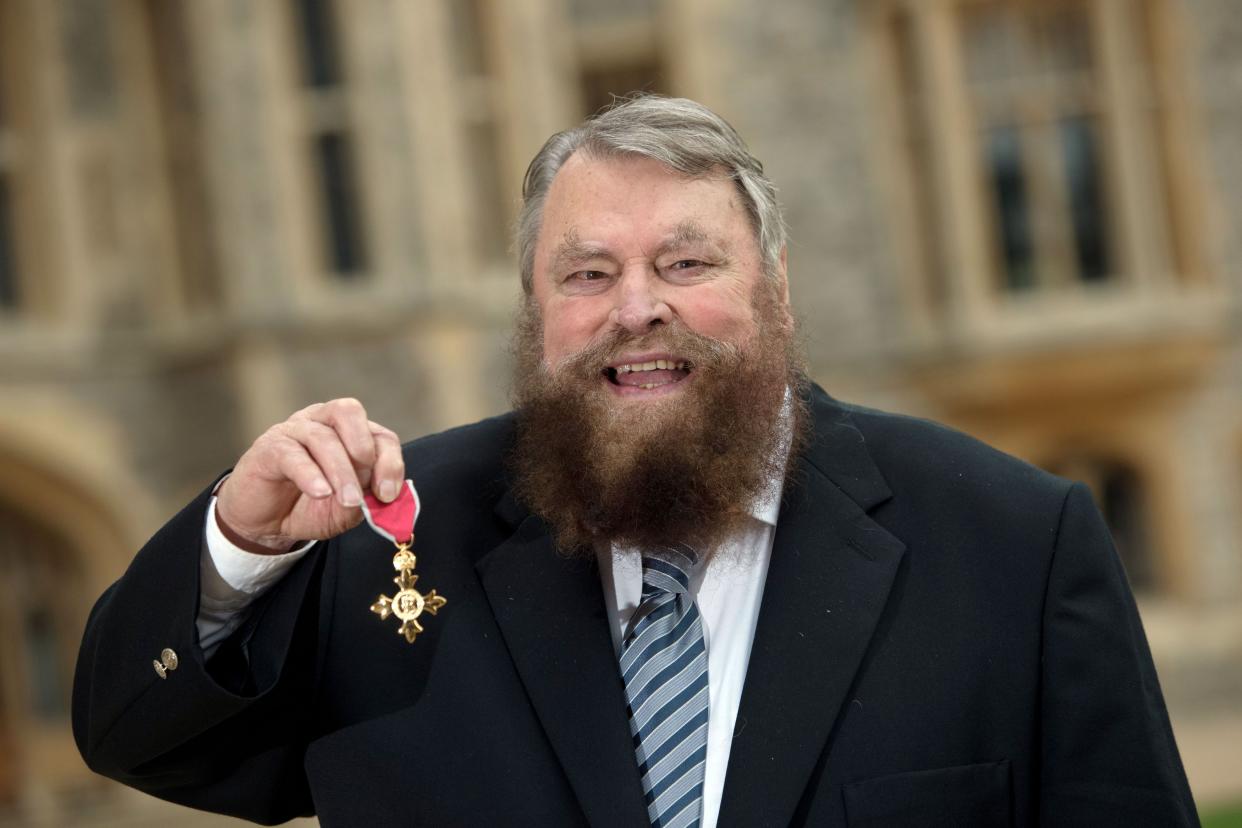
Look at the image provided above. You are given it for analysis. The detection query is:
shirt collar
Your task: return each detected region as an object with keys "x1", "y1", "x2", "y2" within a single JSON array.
[{"x1": 750, "y1": 386, "x2": 793, "y2": 528}]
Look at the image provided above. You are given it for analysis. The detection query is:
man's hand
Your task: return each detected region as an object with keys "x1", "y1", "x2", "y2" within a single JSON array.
[{"x1": 215, "y1": 398, "x2": 404, "y2": 554}]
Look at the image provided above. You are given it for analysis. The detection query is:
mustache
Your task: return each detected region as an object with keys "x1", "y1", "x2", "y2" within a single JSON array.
[{"x1": 547, "y1": 324, "x2": 744, "y2": 381}]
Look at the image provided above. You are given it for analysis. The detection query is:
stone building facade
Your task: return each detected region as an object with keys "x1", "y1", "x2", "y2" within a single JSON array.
[{"x1": 0, "y1": 0, "x2": 1238, "y2": 823}]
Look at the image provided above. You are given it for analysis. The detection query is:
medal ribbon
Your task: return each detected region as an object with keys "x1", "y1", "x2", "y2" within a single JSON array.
[{"x1": 360, "y1": 480, "x2": 420, "y2": 546}]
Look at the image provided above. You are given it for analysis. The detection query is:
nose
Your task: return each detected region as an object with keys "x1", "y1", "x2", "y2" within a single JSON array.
[{"x1": 610, "y1": 265, "x2": 672, "y2": 334}]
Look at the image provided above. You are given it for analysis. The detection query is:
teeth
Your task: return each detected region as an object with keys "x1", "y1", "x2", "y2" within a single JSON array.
[{"x1": 613, "y1": 360, "x2": 688, "y2": 374}]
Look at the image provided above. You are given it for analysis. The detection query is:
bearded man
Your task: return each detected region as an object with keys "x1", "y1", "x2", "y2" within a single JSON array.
[{"x1": 75, "y1": 97, "x2": 1197, "y2": 827}]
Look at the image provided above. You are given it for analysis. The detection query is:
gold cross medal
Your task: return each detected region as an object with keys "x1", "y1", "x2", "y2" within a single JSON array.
[{"x1": 361, "y1": 480, "x2": 446, "y2": 644}]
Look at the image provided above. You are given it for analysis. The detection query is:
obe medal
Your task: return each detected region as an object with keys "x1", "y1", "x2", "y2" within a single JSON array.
[{"x1": 360, "y1": 480, "x2": 446, "y2": 644}]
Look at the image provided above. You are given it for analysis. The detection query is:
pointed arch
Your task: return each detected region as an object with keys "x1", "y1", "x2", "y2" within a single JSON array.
[{"x1": 0, "y1": 405, "x2": 152, "y2": 812}]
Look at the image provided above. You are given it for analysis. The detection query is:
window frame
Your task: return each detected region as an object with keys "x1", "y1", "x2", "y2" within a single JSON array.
[
  {"x1": 871, "y1": 0, "x2": 1211, "y2": 335},
  {"x1": 0, "y1": 2, "x2": 28, "y2": 315},
  {"x1": 285, "y1": 0, "x2": 372, "y2": 283},
  {"x1": 448, "y1": 0, "x2": 516, "y2": 265}
]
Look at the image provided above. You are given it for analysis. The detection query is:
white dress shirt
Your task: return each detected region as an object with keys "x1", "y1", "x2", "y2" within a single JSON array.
[
  {"x1": 598, "y1": 486, "x2": 779, "y2": 828},
  {"x1": 198, "y1": 497, "x2": 315, "y2": 653}
]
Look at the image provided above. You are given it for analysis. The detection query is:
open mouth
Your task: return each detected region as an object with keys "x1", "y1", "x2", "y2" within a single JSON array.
[{"x1": 603, "y1": 358, "x2": 694, "y2": 391}]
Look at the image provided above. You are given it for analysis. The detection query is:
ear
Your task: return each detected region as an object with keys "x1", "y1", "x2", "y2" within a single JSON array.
[{"x1": 760, "y1": 246, "x2": 795, "y2": 335}]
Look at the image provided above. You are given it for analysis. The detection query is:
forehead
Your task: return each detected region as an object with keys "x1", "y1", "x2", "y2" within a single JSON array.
[{"x1": 535, "y1": 153, "x2": 755, "y2": 261}]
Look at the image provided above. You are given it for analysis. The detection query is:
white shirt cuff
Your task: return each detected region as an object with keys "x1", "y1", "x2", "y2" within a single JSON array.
[
  {"x1": 203, "y1": 497, "x2": 314, "y2": 600},
  {"x1": 197, "y1": 496, "x2": 315, "y2": 652}
]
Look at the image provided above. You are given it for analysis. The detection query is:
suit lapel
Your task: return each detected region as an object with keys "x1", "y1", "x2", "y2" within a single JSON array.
[
  {"x1": 475, "y1": 508, "x2": 648, "y2": 828},
  {"x1": 718, "y1": 393, "x2": 907, "y2": 827}
]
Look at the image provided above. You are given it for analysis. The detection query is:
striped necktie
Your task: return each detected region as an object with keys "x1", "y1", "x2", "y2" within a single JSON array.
[{"x1": 619, "y1": 547, "x2": 709, "y2": 828}]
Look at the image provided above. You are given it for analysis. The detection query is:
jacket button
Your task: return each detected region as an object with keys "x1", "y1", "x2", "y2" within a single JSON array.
[
  {"x1": 153, "y1": 659, "x2": 167, "y2": 679},
  {"x1": 160, "y1": 648, "x2": 179, "y2": 671}
]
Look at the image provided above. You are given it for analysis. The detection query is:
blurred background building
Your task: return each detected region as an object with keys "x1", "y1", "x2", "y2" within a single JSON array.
[{"x1": 0, "y1": 0, "x2": 1239, "y2": 824}]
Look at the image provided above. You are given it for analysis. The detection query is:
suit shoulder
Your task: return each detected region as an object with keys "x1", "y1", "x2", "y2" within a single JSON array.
[
  {"x1": 832, "y1": 399, "x2": 1070, "y2": 505},
  {"x1": 401, "y1": 411, "x2": 516, "y2": 488}
]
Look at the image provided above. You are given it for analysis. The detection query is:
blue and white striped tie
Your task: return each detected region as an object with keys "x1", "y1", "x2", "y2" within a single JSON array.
[{"x1": 619, "y1": 547, "x2": 709, "y2": 828}]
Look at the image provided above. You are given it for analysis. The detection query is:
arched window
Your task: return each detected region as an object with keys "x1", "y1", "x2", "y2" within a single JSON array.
[{"x1": 0, "y1": 504, "x2": 88, "y2": 812}]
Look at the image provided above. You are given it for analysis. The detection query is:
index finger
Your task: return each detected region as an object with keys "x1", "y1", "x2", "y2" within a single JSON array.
[
  {"x1": 301, "y1": 398, "x2": 378, "y2": 483},
  {"x1": 369, "y1": 421, "x2": 405, "y2": 502}
]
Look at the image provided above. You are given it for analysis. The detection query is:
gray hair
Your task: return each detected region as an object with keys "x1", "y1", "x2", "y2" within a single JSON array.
[{"x1": 516, "y1": 94, "x2": 787, "y2": 295}]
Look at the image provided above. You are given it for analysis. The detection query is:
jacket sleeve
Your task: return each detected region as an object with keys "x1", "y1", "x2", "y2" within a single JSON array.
[
  {"x1": 72, "y1": 482, "x2": 326, "y2": 825},
  {"x1": 1038, "y1": 482, "x2": 1199, "y2": 826}
]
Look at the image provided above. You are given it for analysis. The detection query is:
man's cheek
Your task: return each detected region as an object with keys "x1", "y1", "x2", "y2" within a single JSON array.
[
  {"x1": 684, "y1": 302, "x2": 755, "y2": 342},
  {"x1": 542, "y1": 321, "x2": 594, "y2": 367}
]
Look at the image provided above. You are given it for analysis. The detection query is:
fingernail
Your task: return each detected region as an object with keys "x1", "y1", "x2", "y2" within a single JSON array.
[
  {"x1": 341, "y1": 483, "x2": 363, "y2": 507},
  {"x1": 311, "y1": 479, "x2": 332, "y2": 498},
  {"x1": 379, "y1": 479, "x2": 397, "y2": 502}
]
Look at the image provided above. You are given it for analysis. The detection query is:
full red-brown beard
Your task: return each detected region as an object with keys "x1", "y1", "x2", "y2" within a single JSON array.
[{"x1": 509, "y1": 282, "x2": 808, "y2": 557}]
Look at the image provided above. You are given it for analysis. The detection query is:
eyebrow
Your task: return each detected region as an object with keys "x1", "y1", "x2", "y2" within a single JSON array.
[
  {"x1": 547, "y1": 230, "x2": 611, "y2": 275},
  {"x1": 662, "y1": 220, "x2": 712, "y2": 250},
  {"x1": 652, "y1": 221, "x2": 733, "y2": 262},
  {"x1": 547, "y1": 221, "x2": 732, "y2": 275}
]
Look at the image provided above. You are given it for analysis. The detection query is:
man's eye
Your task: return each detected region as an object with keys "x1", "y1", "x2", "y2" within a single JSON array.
[
  {"x1": 670, "y1": 260, "x2": 705, "y2": 270},
  {"x1": 568, "y1": 270, "x2": 607, "y2": 282}
]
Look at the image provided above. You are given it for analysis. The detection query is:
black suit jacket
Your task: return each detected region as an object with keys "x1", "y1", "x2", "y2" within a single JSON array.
[{"x1": 74, "y1": 387, "x2": 1198, "y2": 826}]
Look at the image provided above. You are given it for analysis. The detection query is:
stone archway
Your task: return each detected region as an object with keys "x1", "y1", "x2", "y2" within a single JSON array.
[
  {"x1": 0, "y1": 503, "x2": 84, "y2": 812},
  {"x1": 0, "y1": 431, "x2": 143, "y2": 822}
]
